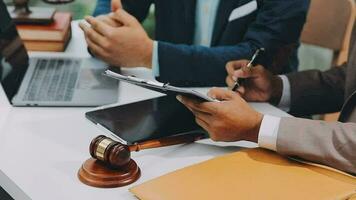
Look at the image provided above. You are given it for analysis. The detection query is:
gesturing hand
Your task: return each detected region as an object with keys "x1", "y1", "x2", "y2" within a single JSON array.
[
  {"x1": 79, "y1": 9, "x2": 153, "y2": 68},
  {"x1": 95, "y1": 14, "x2": 122, "y2": 27},
  {"x1": 225, "y1": 60, "x2": 283, "y2": 105},
  {"x1": 177, "y1": 88, "x2": 263, "y2": 143}
]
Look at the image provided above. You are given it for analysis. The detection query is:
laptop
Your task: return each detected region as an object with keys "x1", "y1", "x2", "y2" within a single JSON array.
[{"x1": 0, "y1": 1, "x2": 119, "y2": 106}]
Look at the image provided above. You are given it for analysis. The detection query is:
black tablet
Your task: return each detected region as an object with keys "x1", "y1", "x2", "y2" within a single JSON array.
[{"x1": 85, "y1": 96, "x2": 205, "y2": 144}]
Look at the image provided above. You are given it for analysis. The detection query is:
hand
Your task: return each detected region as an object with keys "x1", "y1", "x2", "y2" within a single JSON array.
[
  {"x1": 95, "y1": 14, "x2": 122, "y2": 27},
  {"x1": 225, "y1": 60, "x2": 283, "y2": 105},
  {"x1": 79, "y1": 10, "x2": 153, "y2": 68},
  {"x1": 111, "y1": 0, "x2": 122, "y2": 11},
  {"x1": 177, "y1": 88, "x2": 263, "y2": 143}
]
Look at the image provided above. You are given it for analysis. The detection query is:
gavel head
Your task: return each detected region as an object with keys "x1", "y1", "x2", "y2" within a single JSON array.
[{"x1": 89, "y1": 135, "x2": 131, "y2": 169}]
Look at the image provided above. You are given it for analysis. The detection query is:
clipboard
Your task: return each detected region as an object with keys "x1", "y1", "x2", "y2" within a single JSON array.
[{"x1": 104, "y1": 70, "x2": 217, "y2": 102}]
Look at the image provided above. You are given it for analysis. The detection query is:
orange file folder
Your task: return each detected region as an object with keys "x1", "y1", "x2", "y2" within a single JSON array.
[{"x1": 130, "y1": 148, "x2": 356, "y2": 200}]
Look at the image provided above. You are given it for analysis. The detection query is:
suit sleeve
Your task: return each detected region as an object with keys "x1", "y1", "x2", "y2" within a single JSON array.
[
  {"x1": 122, "y1": 0, "x2": 153, "y2": 22},
  {"x1": 157, "y1": 0, "x2": 310, "y2": 87},
  {"x1": 276, "y1": 117, "x2": 356, "y2": 175},
  {"x1": 93, "y1": 0, "x2": 153, "y2": 22},
  {"x1": 286, "y1": 64, "x2": 347, "y2": 116}
]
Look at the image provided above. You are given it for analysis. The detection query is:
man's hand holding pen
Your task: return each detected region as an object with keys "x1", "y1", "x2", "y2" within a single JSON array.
[
  {"x1": 175, "y1": 49, "x2": 277, "y2": 143},
  {"x1": 231, "y1": 48, "x2": 264, "y2": 91},
  {"x1": 177, "y1": 59, "x2": 285, "y2": 142},
  {"x1": 225, "y1": 60, "x2": 283, "y2": 105}
]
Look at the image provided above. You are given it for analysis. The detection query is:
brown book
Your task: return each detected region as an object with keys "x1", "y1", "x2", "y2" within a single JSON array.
[
  {"x1": 23, "y1": 28, "x2": 71, "y2": 52},
  {"x1": 16, "y1": 12, "x2": 72, "y2": 42},
  {"x1": 130, "y1": 148, "x2": 356, "y2": 200}
]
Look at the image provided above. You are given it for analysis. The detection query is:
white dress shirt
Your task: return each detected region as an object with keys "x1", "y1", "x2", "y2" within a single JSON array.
[
  {"x1": 152, "y1": 0, "x2": 220, "y2": 76},
  {"x1": 258, "y1": 75, "x2": 291, "y2": 151}
]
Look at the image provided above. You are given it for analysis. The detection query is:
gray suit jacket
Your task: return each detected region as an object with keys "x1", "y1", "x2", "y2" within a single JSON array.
[{"x1": 276, "y1": 24, "x2": 356, "y2": 175}]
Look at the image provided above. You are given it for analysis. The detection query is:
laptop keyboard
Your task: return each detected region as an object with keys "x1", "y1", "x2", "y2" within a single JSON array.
[{"x1": 23, "y1": 58, "x2": 81, "y2": 102}]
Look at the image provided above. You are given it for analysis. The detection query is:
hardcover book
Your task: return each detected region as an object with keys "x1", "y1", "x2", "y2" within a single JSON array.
[
  {"x1": 16, "y1": 12, "x2": 72, "y2": 42},
  {"x1": 23, "y1": 28, "x2": 71, "y2": 52}
]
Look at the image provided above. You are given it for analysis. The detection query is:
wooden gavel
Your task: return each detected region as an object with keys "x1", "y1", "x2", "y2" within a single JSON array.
[
  {"x1": 89, "y1": 132, "x2": 206, "y2": 169},
  {"x1": 79, "y1": 132, "x2": 206, "y2": 188}
]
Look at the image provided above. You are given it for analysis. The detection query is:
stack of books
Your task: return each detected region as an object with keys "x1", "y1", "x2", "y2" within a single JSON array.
[{"x1": 16, "y1": 12, "x2": 72, "y2": 52}]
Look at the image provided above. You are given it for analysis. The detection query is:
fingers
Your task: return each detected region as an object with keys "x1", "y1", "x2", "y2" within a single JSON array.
[
  {"x1": 225, "y1": 60, "x2": 249, "y2": 88},
  {"x1": 80, "y1": 17, "x2": 118, "y2": 57},
  {"x1": 233, "y1": 65, "x2": 265, "y2": 79},
  {"x1": 111, "y1": 9, "x2": 137, "y2": 26},
  {"x1": 176, "y1": 95, "x2": 216, "y2": 114},
  {"x1": 79, "y1": 22, "x2": 106, "y2": 46},
  {"x1": 190, "y1": 107, "x2": 213, "y2": 121},
  {"x1": 84, "y1": 36, "x2": 108, "y2": 59},
  {"x1": 176, "y1": 96, "x2": 212, "y2": 131},
  {"x1": 225, "y1": 75, "x2": 235, "y2": 88},
  {"x1": 195, "y1": 118, "x2": 210, "y2": 132},
  {"x1": 96, "y1": 15, "x2": 121, "y2": 27},
  {"x1": 85, "y1": 16, "x2": 113, "y2": 37},
  {"x1": 225, "y1": 60, "x2": 249, "y2": 76},
  {"x1": 111, "y1": 0, "x2": 122, "y2": 12},
  {"x1": 207, "y1": 87, "x2": 237, "y2": 101},
  {"x1": 236, "y1": 86, "x2": 245, "y2": 95},
  {"x1": 79, "y1": 22, "x2": 108, "y2": 57}
]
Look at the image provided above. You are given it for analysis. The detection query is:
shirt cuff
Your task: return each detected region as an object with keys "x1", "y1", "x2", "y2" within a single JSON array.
[
  {"x1": 278, "y1": 75, "x2": 291, "y2": 112},
  {"x1": 152, "y1": 41, "x2": 160, "y2": 77},
  {"x1": 257, "y1": 115, "x2": 281, "y2": 151}
]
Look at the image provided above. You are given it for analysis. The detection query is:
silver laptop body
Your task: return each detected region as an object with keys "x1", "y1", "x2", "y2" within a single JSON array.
[
  {"x1": 12, "y1": 56, "x2": 118, "y2": 106},
  {"x1": 0, "y1": 2, "x2": 118, "y2": 107}
]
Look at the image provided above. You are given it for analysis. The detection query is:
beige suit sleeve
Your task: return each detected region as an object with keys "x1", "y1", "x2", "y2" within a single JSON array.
[{"x1": 276, "y1": 117, "x2": 356, "y2": 175}]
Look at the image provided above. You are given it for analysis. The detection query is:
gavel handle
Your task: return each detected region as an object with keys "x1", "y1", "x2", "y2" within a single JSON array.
[{"x1": 128, "y1": 132, "x2": 206, "y2": 152}]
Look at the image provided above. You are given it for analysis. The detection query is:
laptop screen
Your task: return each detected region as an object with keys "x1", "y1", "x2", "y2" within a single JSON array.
[{"x1": 0, "y1": 1, "x2": 29, "y2": 102}]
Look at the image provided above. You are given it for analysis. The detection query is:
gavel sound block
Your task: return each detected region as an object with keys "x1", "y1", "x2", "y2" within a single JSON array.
[{"x1": 78, "y1": 133, "x2": 205, "y2": 188}]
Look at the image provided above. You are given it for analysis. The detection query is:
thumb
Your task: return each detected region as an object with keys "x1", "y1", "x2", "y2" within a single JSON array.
[
  {"x1": 207, "y1": 87, "x2": 237, "y2": 101},
  {"x1": 111, "y1": 9, "x2": 137, "y2": 26},
  {"x1": 111, "y1": 0, "x2": 122, "y2": 12}
]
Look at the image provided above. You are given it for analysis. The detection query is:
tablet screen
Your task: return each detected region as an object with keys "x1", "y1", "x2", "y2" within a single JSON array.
[{"x1": 86, "y1": 96, "x2": 204, "y2": 144}]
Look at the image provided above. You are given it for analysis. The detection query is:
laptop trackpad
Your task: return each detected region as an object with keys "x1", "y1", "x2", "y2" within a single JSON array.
[{"x1": 76, "y1": 68, "x2": 118, "y2": 90}]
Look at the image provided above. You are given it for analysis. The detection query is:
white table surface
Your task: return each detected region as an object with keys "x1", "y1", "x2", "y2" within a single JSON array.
[{"x1": 0, "y1": 21, "x2": 291, "y2": 200}]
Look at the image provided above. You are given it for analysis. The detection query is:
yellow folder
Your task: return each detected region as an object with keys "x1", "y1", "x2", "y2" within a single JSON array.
[{"x1": 130, "y1": 148, "x2": 356, "y2": 200}]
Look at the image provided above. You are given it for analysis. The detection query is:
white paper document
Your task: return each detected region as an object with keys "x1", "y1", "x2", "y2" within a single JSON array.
[{"x1": 104, "y1": 70, "x2": 217, "y2": 102}]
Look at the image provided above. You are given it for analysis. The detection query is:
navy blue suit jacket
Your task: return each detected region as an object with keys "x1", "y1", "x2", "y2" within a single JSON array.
[{"x1": 94, "y1": 0, "x2": 310, "y2": 86}]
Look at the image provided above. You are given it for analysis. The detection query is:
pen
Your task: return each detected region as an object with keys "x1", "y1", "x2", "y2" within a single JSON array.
[{"x1": 232, "y1": 48, "x2": 264, "y2": 91}]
